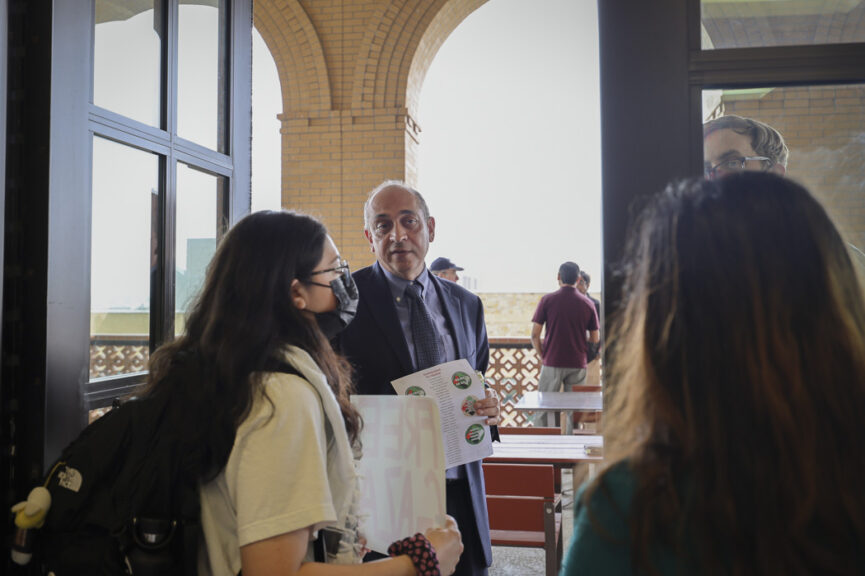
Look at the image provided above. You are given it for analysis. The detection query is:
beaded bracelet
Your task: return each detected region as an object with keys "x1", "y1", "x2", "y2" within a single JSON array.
[{"x1": 387, "y1": 533, "x2": 441, "y2": 576}]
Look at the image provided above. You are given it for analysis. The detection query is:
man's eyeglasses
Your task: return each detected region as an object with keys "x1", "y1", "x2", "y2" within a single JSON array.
[
  {"x1": 302, "y1": 259, "x2": 350, "y2": 288},
  {"x1": 705, "y1": 156, "x2": 772, "y2": 180}
]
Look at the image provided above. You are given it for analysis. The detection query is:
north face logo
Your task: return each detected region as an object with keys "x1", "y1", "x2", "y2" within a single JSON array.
[{"x1": 57, "y1": 466, "x2": 83, "y2": 493}]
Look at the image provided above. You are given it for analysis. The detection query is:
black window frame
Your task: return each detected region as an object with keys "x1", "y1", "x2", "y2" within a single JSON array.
[
  {"x1": 598, "y1": 0, "x2": 865, "y2": 318},
  {"x1": 45, "y1": 0, "x2": 252, "y2": 465}
]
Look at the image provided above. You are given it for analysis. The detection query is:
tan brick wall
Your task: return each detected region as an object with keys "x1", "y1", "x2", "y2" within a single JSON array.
[
  {"x1": 718, "y1": 86, "x2": 865, "y2": 256},
  {"x1": 278, "y1": 108, "x2": 411, "y2": 262},
  {"x1": 253, "y1": 0, "x2": 488, "y2": 269}
]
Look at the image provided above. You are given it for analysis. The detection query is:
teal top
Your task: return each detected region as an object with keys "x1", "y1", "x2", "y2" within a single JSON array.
[
  {"x1": 562, "y1": 463, "x2": 865, "y2": 575},
  {"x1": 561, "y1": 462, "x2": 687, "y2": 576}
]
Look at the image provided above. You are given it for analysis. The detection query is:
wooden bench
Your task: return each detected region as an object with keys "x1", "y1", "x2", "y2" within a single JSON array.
[
  {"x1": 499, "y1": 426, "x2": 562, "y2": 435},
  {"x1": 498, "y1": 427, "x2": 563, "y2": 491},
  {"x1": 483, "y1": 463, "x2": 563, "y2": 576}
]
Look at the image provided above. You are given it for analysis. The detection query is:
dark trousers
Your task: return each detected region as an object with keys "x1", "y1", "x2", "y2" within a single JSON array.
[
  {"x1": 446, "y1": 478, "x2": 489, "y2": 576},
  {"x1": 363, "y1": 479, "x2": 489, "y2": 576}
]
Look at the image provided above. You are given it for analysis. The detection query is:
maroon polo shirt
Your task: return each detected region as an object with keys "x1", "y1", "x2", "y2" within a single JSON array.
[{"x1": 532, "y1": 285, "x2": 599, "y2": 368}]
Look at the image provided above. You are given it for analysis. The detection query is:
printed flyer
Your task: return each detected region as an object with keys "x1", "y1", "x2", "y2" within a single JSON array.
[
  {"x1": 391, "y1": 358, "x2": 494, "y2": 469},
  {"x1": 351, "y1": 395, "x2": 447, "y2": 554}
]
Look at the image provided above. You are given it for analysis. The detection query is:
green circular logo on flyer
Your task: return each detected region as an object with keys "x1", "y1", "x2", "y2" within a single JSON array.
[
  {"x1": 405, "y1": 386, "x2": 426, "y2": 396},
  {"x1": 461, "y1": 395, "x2": 478, "y2": 416},
  {"x1": 465, "y1": 423, "x2": 485, "y2": 445},
  {"x1": 451, "y1": 371, "x2": 472, "y2": 389}
]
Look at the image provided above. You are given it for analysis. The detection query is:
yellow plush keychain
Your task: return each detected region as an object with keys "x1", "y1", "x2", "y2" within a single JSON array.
[{"x1": 10, "y1": 486, "x2": 52, "y2": 565}]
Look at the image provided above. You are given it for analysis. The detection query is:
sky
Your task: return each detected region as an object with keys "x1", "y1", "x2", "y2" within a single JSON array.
[
  {"x1": 251, "y1": 30, "x2": 281, "y2": 214},
  {"x1": 416, "y1": 0, "x2": 601, "y2": 293}
]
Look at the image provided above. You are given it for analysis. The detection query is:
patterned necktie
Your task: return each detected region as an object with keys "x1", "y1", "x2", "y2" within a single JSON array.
[{"x1": 405, "y1": 282, "x2": 443, "y2": 370}]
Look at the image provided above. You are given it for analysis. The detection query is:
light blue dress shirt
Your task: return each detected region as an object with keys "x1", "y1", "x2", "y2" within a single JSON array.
[{"x1": 380, "y1": 267, "x2": 457, "y2": 368}]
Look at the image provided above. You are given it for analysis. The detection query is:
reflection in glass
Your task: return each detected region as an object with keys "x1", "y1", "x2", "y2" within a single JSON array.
[
  {"x1": 175, "y1": 163, "x2": 226, "y2": 336},
  {"x1": 178, "y1": 1, "x2": 227, "y2": 151},
  {"x1": 702, "y1": 0, "x2": 865, "y2": 49},
  {"x1": 90, "y1": 137, "x2": 159, "y2": 380},
  {"x1": 701, "y1": 85, "x2": 865, "y2": 272},
  {"x1": 94, "y1": 0, "x2": 162, "y2": 126}
]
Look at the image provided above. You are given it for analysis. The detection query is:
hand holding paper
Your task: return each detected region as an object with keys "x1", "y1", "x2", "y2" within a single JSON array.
[
  {"x1": 425, "y1": 515, "x2": 463, "y2": 576},
  {"x1": 474, "y1": 386, "x2": 501, "y2": 426}
]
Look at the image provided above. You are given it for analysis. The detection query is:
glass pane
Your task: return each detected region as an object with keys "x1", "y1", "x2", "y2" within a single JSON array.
[
  {"x1": 91, "y1": 137, "x2": 159, "y2": 379},
  {"x1": 94, "y1": 0, "x2": 162, "y2": 126},
  {"x1": 702, "y1": 85, "x2": 865, "y2": 273},
  {"x1": 702, "y1": 0, "x2": 865, "y2": 49},
  {"x1": 175, "y1": 163, "x2": 225, "y2": 336},
  {"x1": 177, "y1": 1, "x2": 227, "y2": 151}
]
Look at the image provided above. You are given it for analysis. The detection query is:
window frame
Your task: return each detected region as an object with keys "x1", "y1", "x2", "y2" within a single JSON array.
[
  {"x1": 44, "y1": 0, "x2": 251, "y2": 464},
  {"x1": 598, "y1": 0, "x2": 865, "y2": 317}
]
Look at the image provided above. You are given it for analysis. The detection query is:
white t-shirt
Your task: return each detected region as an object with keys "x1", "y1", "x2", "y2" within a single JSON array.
[{"x1": 197, "y1": 348, "x2": 356, "y2": 575}]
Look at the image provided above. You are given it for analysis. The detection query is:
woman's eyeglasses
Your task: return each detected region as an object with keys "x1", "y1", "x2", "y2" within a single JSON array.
[{"x1": 302, "y1": 259, "x2": 350, "y2": 288}]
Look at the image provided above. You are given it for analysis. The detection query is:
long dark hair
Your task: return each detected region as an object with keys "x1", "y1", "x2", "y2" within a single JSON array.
[
  {"x1": 596, "y1": 172, "x2": 865, "y2": 575},
  {"x1": 145, "y1": 210, "x2": 361, "y2": 481}
]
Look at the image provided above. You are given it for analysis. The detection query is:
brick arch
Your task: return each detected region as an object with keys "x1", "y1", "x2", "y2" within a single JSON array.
[
  {"x1": 254, "y1": 0, "x2": 331, "y2": 113},
  {"x1": 350, "y1": 0, "x2": 488, "y2": 116}
]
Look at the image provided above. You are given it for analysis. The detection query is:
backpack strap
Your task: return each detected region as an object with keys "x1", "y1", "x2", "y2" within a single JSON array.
[
  {"x1": 262, "y1": 359, "x2": 304, "y2": 379},
  {"x1": 261, "y1": 358, "x2": 334, "y2": 565}
]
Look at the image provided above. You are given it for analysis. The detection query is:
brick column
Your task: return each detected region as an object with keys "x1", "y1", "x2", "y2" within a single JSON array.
[{"x1": 280, "y1": 107, "x2": 421, "y2": 268}]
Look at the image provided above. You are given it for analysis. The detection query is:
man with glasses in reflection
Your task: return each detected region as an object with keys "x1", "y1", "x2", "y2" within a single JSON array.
[{"x1": 704, "y1": 115, "x2": 789, "y2": 180}]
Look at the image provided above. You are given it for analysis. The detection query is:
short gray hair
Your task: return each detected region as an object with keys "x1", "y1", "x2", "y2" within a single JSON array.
[
  {"x1": 703, "y1": 115, "x2": 789, "y2": 168},
  {"x1": 579, "y1": 270, "x2": 591, "y2": 287},
  {"x1": 363, "y1": 180, "x2": 431, "y2": 230}
]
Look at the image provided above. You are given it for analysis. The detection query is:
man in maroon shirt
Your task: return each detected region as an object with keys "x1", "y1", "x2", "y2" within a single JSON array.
[{"x1": 530, "y1": 261, "x2": 600, "y2": 433}]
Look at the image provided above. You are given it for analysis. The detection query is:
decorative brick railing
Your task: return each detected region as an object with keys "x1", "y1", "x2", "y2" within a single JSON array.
[
  {"x1": 486, "y1": 338, "x2": 540, "y2": 427},
  {"x1": 89, "y1": 335, "x2": 540, "y2": 426},
  {"x1": 90, "y1": 335, "x2": 149, "y2": 379}
]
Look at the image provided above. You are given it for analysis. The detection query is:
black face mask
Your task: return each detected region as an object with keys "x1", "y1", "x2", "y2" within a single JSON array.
[{"x1": 314, "y1": 272, "x2": 359, "y2": 340}]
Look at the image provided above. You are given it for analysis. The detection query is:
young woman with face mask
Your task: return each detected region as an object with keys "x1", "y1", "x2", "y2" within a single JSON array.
[{"x1": 143, "y1": 210, "x2": 462, "y2": 576}]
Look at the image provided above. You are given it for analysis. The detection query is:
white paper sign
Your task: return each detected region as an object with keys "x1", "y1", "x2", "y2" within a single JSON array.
[
  {"x1": 391, "y1": 359, "x2": 494, "y2": 469},
  {"x1": 351, "y1": 395, "x2": 447, "y2": 554}
]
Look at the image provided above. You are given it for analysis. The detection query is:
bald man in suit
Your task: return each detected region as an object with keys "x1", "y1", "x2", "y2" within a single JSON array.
[{"x1": 338, "y1": 181, "x2": 500, "y2": 576}]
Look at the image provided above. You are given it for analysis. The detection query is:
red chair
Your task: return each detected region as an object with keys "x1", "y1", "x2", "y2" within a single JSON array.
[{"x1": 483, "y1": 463, "x2": 563, "y2": 576}]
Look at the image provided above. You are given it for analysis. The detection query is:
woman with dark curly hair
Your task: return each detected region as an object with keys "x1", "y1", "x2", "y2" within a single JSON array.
[
  {"x1": 563, "y1": 172, "x2": 865, "y2": 575},
  {"x1": 145, "y1": 210, "x2": 461, "y2": 576}
]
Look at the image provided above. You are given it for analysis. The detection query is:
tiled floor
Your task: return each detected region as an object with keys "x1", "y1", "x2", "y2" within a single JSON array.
[{"x1": 488, "y1": 467, "x2": 581, "y2": 576}]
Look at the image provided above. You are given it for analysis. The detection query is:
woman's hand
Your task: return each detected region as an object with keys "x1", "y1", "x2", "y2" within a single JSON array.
[{"x1": 424, "y1": 515, "x2": 463, "y2": 576}]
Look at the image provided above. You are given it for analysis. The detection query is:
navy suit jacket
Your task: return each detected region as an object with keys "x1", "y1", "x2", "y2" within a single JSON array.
[{"x1": 338, "y1": 262, "x2": 493, "y2": 565}]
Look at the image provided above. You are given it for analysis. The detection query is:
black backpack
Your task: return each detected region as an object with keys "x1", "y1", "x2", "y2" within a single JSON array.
[
  {"x1": 36, "y1": 369, "x2": 202, "y2": 575},
  {"x1": 28, "y1": 358, "x2": 302, "y2": 576}
]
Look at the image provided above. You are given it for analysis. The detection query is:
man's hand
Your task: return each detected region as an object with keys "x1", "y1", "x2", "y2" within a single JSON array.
[
  {"x1": 531, "y1": 322, "x2": 544, "y2": 358},
  {"x1": 475, "y1": 386, "x2": 501, "y2": 426}
]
